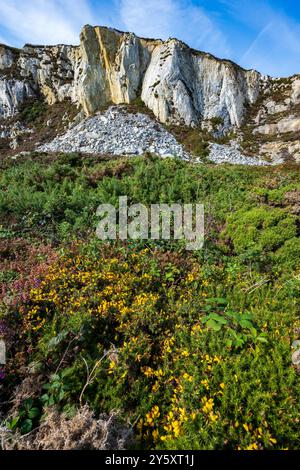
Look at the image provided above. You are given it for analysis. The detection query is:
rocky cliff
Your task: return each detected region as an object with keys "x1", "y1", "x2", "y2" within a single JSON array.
[
  {"x1": 0, "y1": 25, "x2": 262, "y2": 129},
  {"x1": 0, "y1": 43, "x2": 79, "y2": 117},
  {"x1": 1, "y1": 24, "x2": 300, "y2": 164}
]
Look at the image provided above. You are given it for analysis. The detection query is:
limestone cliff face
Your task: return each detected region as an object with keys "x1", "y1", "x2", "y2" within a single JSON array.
[
  {"x1": 0, "y1": 43, "x2": 79, "y2": 117},
  {"x1": 0, "y1": 25, "x2": 262, "y2": 128},
  {"x1": 238, "y1": 75, "x2": 300, "y2": 163},
  {"x1": 141, "y1": 39, "x2": 260, "y2": 127},
  {"x1": 77, "y1": 26, "x2": 152, "y2": 115},
  {"x1": 76, "y1": 26, "x2": 262, "y2": 128}
]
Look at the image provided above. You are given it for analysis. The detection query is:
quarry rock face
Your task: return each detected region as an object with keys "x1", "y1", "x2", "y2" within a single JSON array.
[
  {"x1": 0, "y1": 43, "x2": 79, "y2": 117},
  {"x1": 140, "y1": 39, "x2": 261, "y2": 128},
  {"x1": 1, "y1": 25, "x2": 300, "y2": 164},
  {"x1": 77, "y1": 26, "x2": 151, "y2": 115},
  {"x1": 0, "y1": 25, "x2": 261, "y2": 128},
  {"x1": 0, "y1": 78, "x2": 36, "y2": 117},
  {"x1": 67, "y1": 25, "x2": 262, "y2": 128}
]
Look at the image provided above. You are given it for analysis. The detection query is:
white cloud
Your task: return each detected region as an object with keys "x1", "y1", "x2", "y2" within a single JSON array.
[
  {"x1": 0, "y1": 0, "x2": 300, "y2": 76},
  {"x1": 119, "y1": 0, "x2": 231, "y2": 58},
  {"x1": 0, "y1": 0, "x2": 94, "y2": 46},
  {"x1": 0, "y1": 0, "x2": 230, "y2": 60},
  {"x1": 240, "y1": 15, "x2": 300, "y2": 76}
]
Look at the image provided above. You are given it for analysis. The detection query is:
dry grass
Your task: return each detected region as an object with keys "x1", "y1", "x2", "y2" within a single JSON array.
[{"x1": 1, "y1": 406, "x2": 134, "y2": 450}]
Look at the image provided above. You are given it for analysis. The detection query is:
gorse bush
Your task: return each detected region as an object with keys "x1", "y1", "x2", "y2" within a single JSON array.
[
  {"x1": 1, "y1": 153, "x2": 300, "y2": 450},
  {"x1": 224, "y1": 207, "x2": 299, "y2": 262},
  {"x1": 1, "y1": 153, "x2": 299, "y2": 269},
  {"x1": 2, "y1": 242, "x2": 300, "y2": 450}
]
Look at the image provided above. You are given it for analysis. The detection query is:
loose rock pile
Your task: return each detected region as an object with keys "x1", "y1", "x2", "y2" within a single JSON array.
[
  {"x1": 38, "y1": 106, "x2": 268, "y2": 166},
  {"x1": 208, "y1": 143, "x2": 268, "y2": 166},
  {"x1": 38, "y1": 106, "x2": 190, "y2": 160}
]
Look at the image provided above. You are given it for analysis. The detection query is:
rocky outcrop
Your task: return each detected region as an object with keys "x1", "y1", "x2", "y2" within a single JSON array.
[
  {"x1": 255, "y1": 117, "x2": 300, "y2": 135},
  {"x1": 0, "y1": 78, "x2": 35, "y2": 117},
  {"x1": 77, "y1": 25, "x2": 262, "y2": 128},
  {"x1": 236, "y1": 75, "x2": 300, "y2": 163},
  {"x1": 0, "y1": 25, "x2": 262, "y2": 129},
  {"x1": 0, "y1": 120, "x2": 33, "y2": 149},
  {"x1": 76, "y1": 26, "x2": 152, "y2": 115},
  {"x1": 141, "y1": 40, "x2": 261, "y2": 128},
  {"x1": 0, "y1": 43, "x2": 79, "y2": 118}
]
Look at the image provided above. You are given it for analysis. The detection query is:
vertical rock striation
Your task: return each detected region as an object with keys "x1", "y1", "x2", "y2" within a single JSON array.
[{"x1": 0, "y1": 25, "x2": 263, "y2": 128}]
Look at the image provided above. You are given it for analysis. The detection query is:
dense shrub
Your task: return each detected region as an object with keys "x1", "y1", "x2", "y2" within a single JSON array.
[
  {"x1": 1, "y1": 154, "x2": 300, "y2": 449},
  {"x1": 20, "y1": 100, "x2": 47, "y2": 123},
  {"x1": 224, "y1": 207, "x2": 298, "y2": 257},
  {"x1": 1, "y1": 241, "x2": 300, "y2": 450}
]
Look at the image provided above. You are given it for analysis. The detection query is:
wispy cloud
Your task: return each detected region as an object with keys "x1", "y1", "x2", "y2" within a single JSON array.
[
  {"x1": 0, "y1": 0, "x2": 231, "y2": 60},
  {"x1": 118, "y1": 0, "x2": 231, "y2": 58},
  {"x1": 221, "y1": 0, "x2": 300, "y2": 76},
  {"x1": 0, "y1": 0, "x2": 300, "y2": 76},
  {"x1": 241, "y1": 16, "x2": 300, "y2": 76},
  {"x1": 241, "y1": 22, "x2": 273, "y2": 63},
  {"x1": 0, "y1": 0, "x2": 94, "y2": 46}
]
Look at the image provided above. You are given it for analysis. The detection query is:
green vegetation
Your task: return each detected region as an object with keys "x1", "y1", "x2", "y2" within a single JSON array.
[
  {"x1": 0, "y1": 153, "x2": 300, "y2": 450},
  {"x1": 166, "y1": 126, "x2": 210, "y2": 159},
  {"x1": 20, "y1": 100, "x2": 47, "y2": 123}
]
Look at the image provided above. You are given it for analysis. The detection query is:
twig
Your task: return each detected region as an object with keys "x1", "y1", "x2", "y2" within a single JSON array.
[
  {"x1": 79, "y1": 346, "x2": 117, "y2": 406},
  {"x1": 54, "y1": 335, "x2": 78, "y2": 375},
  {"x1": 244, "y1": 278, "x2": 270, "y2": 294}
]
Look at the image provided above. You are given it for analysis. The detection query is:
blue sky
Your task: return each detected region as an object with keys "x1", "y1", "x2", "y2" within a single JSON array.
[{"x1": 0, "y1": 0, "x2": 300, "y2": 77}]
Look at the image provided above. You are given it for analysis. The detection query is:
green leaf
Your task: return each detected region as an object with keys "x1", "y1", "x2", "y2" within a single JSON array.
[
  {"x1": 242, "y1": 313, "x2": 253, "y2": 321},
  {"x1": 226, "y1": 310, "x2": 242, "y2": 319},
  {"x1": 61, "y1": 368, "x2": 73, "y2": 378},
  {"x1": 239, "y1": 319, "x2": 254, "y2": 329},
  {"x1": 228, "y1": 328, "x2": 238, "y2": 338},
  {"x1": 206, "y1": 319, "x2": 223, "y2": 331},
  {"x1": 20, "y1": 419, "x2": 33, "y2": 435},
  {"x1": 49, "y1": 396, "x2": 56, "y2": 406},
  {"x1": 50, "y1": 374, "x2": 61, "y2": 382},
  {"x1": 256, "y1": 336, "x2": 268, "y2": 344},
  {"x1": 7, "y1": 416, "x2": 20, "y2": 430},
  {"x1": 47, "y1": 330, "x2": 69, "y2": 350},
  {"x1": 208, "y1": 313, "x2": 228, "y2": 324},
  {"x1": 250, "y1": 328, "x2": 258, "y2": 337},
  {"x1": 28, "y1": 407, "x2": 40, "y2": 419},
  {"x1": 24, "y1": 398, "x2": 34, "y2": 410},
  {"x1": 41, "y1": 394, "x2": 50, "y2": 404}
]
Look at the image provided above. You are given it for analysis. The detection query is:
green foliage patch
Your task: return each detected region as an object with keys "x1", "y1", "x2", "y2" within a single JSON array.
[{"x1": 0, "y1": 153, "x2": 300, "y2": 450}]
